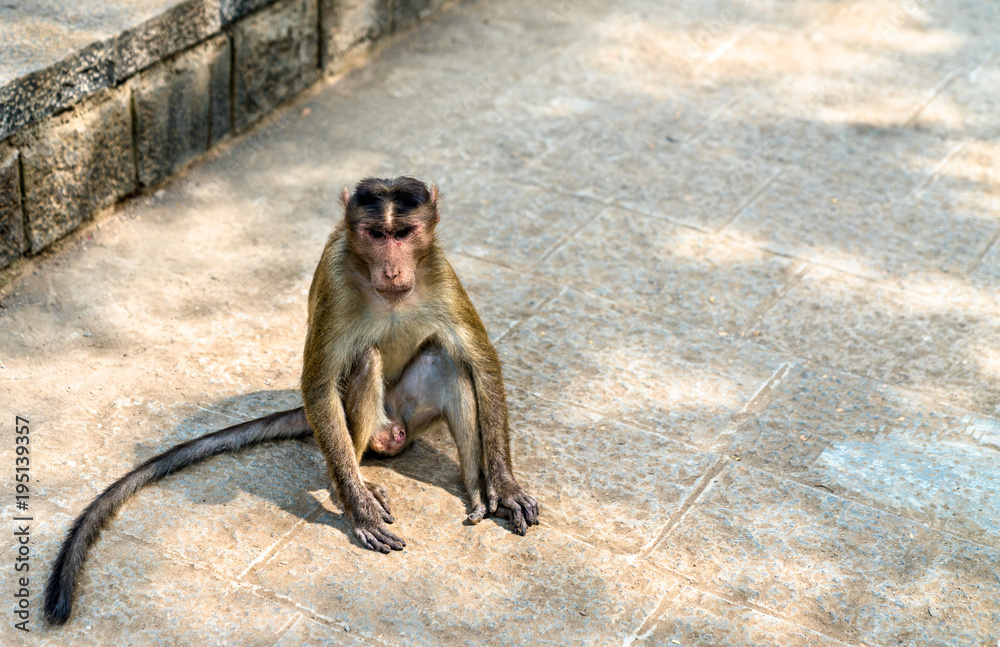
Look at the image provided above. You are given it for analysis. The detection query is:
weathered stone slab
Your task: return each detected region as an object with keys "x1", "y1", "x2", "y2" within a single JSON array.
[
  {"x1": 819, "y1": 0, "x2": 997, "y2": 71},
  {"x1": 393, "y1": 0, "x2": 447, "y2": 32},
  {"x1": 507, "y1": 394, "x2": 718, "y2": 554},
  {"x1": 0, "y1": 33, "x2": 113, "y2": 142},
  {"x1": 970, "y1": 225, "x2": 1000, "y2": 298},
  {"x1": 726, "y1": 363, "x2": 1000, "y2": 547},
  {"x1": 35, "y1": 515, "x2": 296, "y2": 641},
  {"x1": 249, "y1": 512, "x2": 674, "y2": 645},
  {"x1": 643, "y1": 586, "x2": 851, "y2": 647},
  {"x1": 133, "y1": 35, "x2": 231, "y2": 187},
  {"x1": 447, "y1": 254, "x2": 558, "y2": 341},
  {"x1": 498, "y1": 289, "x2": 785, "y2": 450},
  {"x1": 750, "y1": 265, "x2": 1000, "y2": 416},
  {"x1": 112, "y1": 437, "x2": 323, "y2": 579},
  {"x1": 220, "y1": 0, "x2": 273, "y2": 24},
  {"x1": 512, "y1": 107, "x2": 784, "y2": 230},
  {"x1": 114, "y1": 0, "x2": 223, "y2": 81},
  {"x1": 438, "y1": 178, "x2": 604, "y2": 272},
  {"x1": 13, "y1": 85, "x2": 135, "y2": 252},
  {"x1": 320, "y1": 0, "x2": 392, "y2": 73},
  {"x1": 920, "y1": 54, "x2": 1000, "y2": 138},
  {"x1": 0, "y1": 145, "x2": 25, "y2": 269},
  {"x1": 537, "y1": 207, "x2": 800, "y2": 334},
  {"x1": 232, "y1": 0, "x2": 319, "y2": 132},
  {"x1": 730, "y1": 130, "x2": 985, "y2": 282},
  {"x1": 650, "y1": 464, "x2": 1000, "y2": 646},
  {"x1": 274, "y1": 615, "x2": 370, "y2": 646}
]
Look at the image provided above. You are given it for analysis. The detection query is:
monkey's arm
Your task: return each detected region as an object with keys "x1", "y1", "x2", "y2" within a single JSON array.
[
  {"x1": 302, "y1": 349, "x2": 405, "y2": 553},
  {"x1": 456, "y1": 325, "x2": 539, "y2": 535}
]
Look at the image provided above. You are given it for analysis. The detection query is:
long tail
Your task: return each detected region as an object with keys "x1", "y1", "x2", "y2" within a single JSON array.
[{"x1": 43, "y1": 406, "x2": 311, "y2": 625}]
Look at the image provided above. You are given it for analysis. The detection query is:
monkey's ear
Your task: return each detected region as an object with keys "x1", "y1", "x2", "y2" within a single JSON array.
[
  {"x1": 429, "y1": 183, "x2": 440, "y2": 223},
  {"x1": 340, "y1": 187, "x2": 351, "y2": 209}
]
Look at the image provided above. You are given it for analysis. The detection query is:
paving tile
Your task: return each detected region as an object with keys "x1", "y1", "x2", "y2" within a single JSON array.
[
  {"x1": 438, "y1": 179, "x2": 605, "y2": 274},
  {"x1": 749, "y1": 265, "x2": 1000, "y2": 416},
  {"x1": 249, "y1": 512, "x2": 675, "y2": 646},
  {"x1": 635, "y1": 585, "x2": 850, "y2": 647},
  {"x1": 818, "y1": 0, "x2": 999, "y2": 71},
  {"x1": 446, "y1": 254, "x2": 558, "y2": 342},
  {"x1": 914, "y1": 51, "x2": 1000, "y2": 138},
  {"x1": 22, "y1": 519, "x2": 296, "y2": 645},
  {"x1": 727, "y1": 363, "x2": 1000, "y2": 548},
  {"x1": 498, "y1": 289, "x2": 785, "y2": 449},
  {"x1": 273, "y1": 614, "x2": 372, "y2": 646},
  {"x1": 109, "y1": 438, "x2": 325, "y2": 579},
  {"x1": 506, "y1": 393, "x2": 718, "y2": 554},
  {"x1": 650, "y1": 463, "x2": 1000, "y2": 646},
  {"x1": 538, "y1": 207, "x2": 800, "y2": 335},
  {"x1": 730, "y1": 129, "x2": 979, "y2": 281},
  {"x1": 970, "y1": 230, "x2": 1000, "y2": 296}
]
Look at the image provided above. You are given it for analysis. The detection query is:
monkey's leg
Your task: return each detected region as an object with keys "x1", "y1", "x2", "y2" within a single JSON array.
[
  {"x1": 389, "y1": 347, "x2": 486, "y2": 523},
  {"x1": 343, "y1": 346, "x2": 402, "y2": 514}
]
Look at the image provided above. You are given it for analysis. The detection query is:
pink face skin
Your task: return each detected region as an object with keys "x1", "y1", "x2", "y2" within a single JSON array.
[
  {"x1": 368, "y1": 421, "x2": 407, "y2": 456},
  {"x1": 360, "y1": 223, "x2": 423, "y2": 302},
  {"x1": 342, "y1": 185, "x2": 438, "y2": 305}
]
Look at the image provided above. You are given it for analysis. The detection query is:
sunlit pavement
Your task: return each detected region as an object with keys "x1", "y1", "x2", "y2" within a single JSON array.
[{"x1": 2, "y1": 0, "x2": 999, "y2": 644}]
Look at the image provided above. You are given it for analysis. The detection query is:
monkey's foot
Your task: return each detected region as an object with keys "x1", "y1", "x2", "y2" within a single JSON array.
[
  {"x1": 488, "y1": 480, "x2": 540, "y2": 536},
  {"x1": 466, "y1": 503, "x2": 487, "y2": 525},
  {"x1": 364, "y1": 480, "x2": 393, "y2": 516},
  {"x1": 349, "y1": 489, "x2": 406, "y2": 553}
]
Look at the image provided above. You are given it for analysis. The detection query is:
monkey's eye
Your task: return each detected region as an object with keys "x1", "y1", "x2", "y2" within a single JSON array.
[
  {"x1": 368, "y1": 229, "x2": 386, "y2": 240},
  {"x1": 394, "y1": 226, "x2": 415, "y2": 239}
]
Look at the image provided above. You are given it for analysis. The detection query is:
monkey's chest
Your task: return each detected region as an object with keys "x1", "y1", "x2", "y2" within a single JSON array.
[{"x1": 375, "y1": 315, "x2": 439, "y2": 383}]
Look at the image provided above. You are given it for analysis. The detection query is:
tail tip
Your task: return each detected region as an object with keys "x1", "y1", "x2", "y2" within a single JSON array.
[{"x1": 43, "y1": 592, "x2": 72, "y2": 625}]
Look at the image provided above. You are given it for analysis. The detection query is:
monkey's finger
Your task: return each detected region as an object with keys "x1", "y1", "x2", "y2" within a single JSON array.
[
  {"x1": 508, "y1": 502, "x2": 527, "y2": 535},
  {"x1": 521, "y1": 495, "x2": 539, "y2": 525},
  {"x1": 355, "y1": 529, "x2": 391, "y2": 554},
  {"x1": 487, "y1": 494, "x2": 499, "y2": 515},
  {"x1": 374, "y1": 527, "x2": 406, "y2": 551}
]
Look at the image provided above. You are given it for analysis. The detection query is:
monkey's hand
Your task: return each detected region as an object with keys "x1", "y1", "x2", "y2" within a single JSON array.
[
  {"x1": 349, "y1": 485, "x2": 406, "y2": 553},
  {"x1": 487, "y1": 478, "x2": 539, "y2": 536}
]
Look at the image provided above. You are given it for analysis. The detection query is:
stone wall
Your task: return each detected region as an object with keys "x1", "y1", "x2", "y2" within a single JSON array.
[{"x1": 0, "y1": 0, "x2": 449, "y2": 270}]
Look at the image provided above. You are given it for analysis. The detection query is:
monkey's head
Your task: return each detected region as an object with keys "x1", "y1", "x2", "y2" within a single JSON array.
[{"x1": 343, "y1": 176, "x2": 439, "y2": 303}]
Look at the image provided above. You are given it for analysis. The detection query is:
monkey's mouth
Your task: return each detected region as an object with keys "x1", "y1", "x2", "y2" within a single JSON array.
[{"x1": 376, "y1": 287, "x2": 413, "y2": 302}]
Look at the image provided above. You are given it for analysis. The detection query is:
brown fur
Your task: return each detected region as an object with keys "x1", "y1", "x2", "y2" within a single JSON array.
[
  {"x1": 43, "y1": 177, "x2": 538, "y2": 626},
  {"x1": 303, "y1": 176, "x2": 538, "y2": 552}
]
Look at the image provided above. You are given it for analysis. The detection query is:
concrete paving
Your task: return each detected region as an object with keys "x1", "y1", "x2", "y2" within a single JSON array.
[{"x1": 2, "y1": 0, "x2": 999, "y2": 644}]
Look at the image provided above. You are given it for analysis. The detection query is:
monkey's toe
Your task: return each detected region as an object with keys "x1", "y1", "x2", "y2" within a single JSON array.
[{"x1": 466, "y1": 504, "x2": 487, "y2": 525}]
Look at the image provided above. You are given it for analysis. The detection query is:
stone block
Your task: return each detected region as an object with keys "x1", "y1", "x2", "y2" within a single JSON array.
[
  {"x1": 392, "y1": 0, "x2": 446, "y2": 32},
  {"x1": 0, "y1": 144, "x2": 25, "y2": 268},
  {"x1": 114, "y1": 0, "x2": 223, "y2": 82},
  {"x1": 231, "y1": 0, "x2": 319, "y2": 132},
  {"x1": 220, "y1": 0, "x2": 273, "y2": 25},
  {"x1": 133, "y1": 36, "x2": 231, "y2": 187},
  {"x1": 13, "y1": 85, "x2": 135, "y2": 252},
  {"x1": 319, "y1": 0, "x2": 391, "y2": 73},
  {"x1": 0, "y1": 39, "x2": 113, "y2": 142}
]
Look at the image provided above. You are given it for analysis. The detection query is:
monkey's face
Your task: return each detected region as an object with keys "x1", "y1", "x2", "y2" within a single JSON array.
[
  {"x1": 354, "y1": 221, "x2": 429, "y2": 301},
  {"x1": 343, "y1": 177, "x2": 440, "y2": 304}
]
